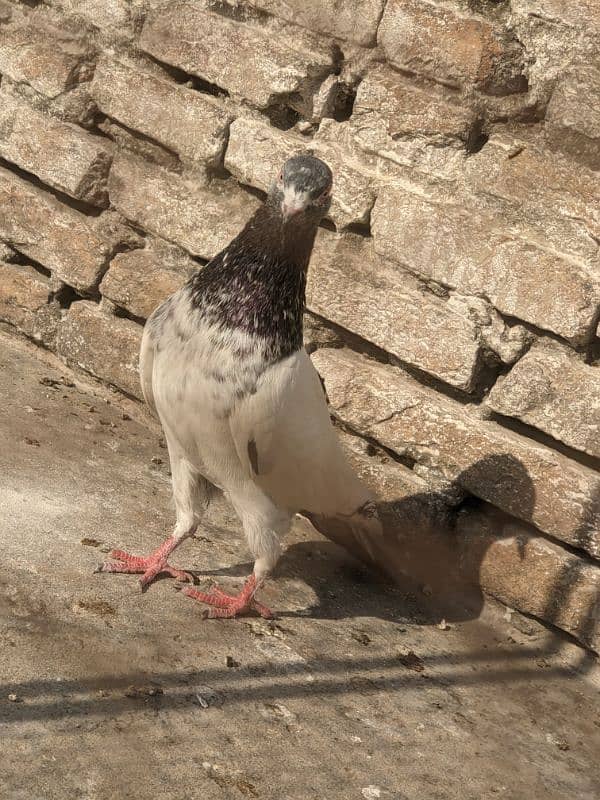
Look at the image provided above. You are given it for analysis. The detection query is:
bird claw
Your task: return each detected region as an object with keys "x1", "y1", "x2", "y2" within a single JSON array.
[
  {"x1": 95, "y1": 541, "x2": 193, "y2": 589},
  {"x1": 179, "y1": 577, "x2": 274, "y2": 620}
]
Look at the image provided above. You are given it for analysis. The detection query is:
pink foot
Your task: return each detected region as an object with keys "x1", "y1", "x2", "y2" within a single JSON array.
[
  {"x1": 95, "y1": 535, "x2": 193, "y2": 590},
  {"x1": 180, "y1": 574, "x2": 273, "y2": 619}
]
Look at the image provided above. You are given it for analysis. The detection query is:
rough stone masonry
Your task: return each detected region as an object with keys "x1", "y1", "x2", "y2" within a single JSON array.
[{"x1": 0, "y1": 0, "x2": 599, "y2": 650}]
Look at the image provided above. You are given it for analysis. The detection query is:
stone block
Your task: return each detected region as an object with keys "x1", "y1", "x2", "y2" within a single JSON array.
[
  {"x1": 247, "y1": 0, "x2": 386, "y2": 46},
  {"x1": 109, "y1": 154, "x2": 260, "y2": 261},
  {"x1": 57, "y1": 301, "x2": 143, "y2": 398},
  {"x1": 0, "y1": 91, "x2": 111, "y2": 206},
  {"x1": 371, "y1": 187, "x2": 600, "y2": 346},
  {"x1": 378, "y1": 0, "x2": 526, "y2": 94},
  {"x1": 0, "y1": 261, "x2": 58, "y2": 346},
  {"x1": 140, "y1": 2, "x2": 333, "y2": 111},
  {"x1": 545, "y1": 66, "x2": 600, "y2": 171},
  {"x1": 0, "y1": 167, "x2": 114, "y2": 292},
  {"x1": 225, "y1": 117, "x2": 374, "y2": 228},
  {"x1": 43, "y1": 0, "x2": 136, "y2": 41},
  {"x1": 312, "y1": 347, "x2": 600, "y2": 557},
  {"x1": 457, "y1": 508, "x2": 600, "y2": 652},
  {"x1": 488, "y1": 340, "x2": 600, "y2": 458},
  {"x1": 308, "y1": 231, "x2": 484, "y2": 391},
  {"x1": 353, "y1": 65, "x2": 476, "y2": 142},
  {"x1": 339, "y1": 429, "x2": 600, "y2": 651},
  {"x1": 91, "y1": 56, "x2": 231, "y2": 167},
  {"x1": 100, "y1": 241, "x2": 196, "y2": 320},
  {"x1": 463, "y1": 133, "x2": 600, "y2": 264},
  {"x1": 0, "y1": 15, "x2": 91, "y2": 98}
]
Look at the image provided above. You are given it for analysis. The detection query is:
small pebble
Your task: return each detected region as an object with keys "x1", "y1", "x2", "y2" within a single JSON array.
[
  {"x1": 226, "y1": 656, "x2": 240, "y2": 669},
  {"x1": 8, "y1": 694, "x2": 20, "y2": 702}
]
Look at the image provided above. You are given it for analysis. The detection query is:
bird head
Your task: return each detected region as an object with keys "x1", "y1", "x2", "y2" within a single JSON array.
[{"x1": 270, "y1": 154, "x2": 333, "y2": 224}]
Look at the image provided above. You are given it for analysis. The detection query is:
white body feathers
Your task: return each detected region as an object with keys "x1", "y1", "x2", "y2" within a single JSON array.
[{"x1": 141, "y1": 286, "x2": 379, "y2": 580}]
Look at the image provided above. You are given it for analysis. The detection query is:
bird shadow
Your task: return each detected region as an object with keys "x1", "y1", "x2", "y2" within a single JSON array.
[
  {"x1": 182, "y1": 452, "x2": 599, "y2": 657},
  {"x1": 191, "y1": 455, "x2": 531, "y2": 628}
]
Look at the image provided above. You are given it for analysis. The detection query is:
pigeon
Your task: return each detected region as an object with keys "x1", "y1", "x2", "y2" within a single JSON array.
[{"x1": 98, "y1": 154, "x2": 381, "y2": 618}]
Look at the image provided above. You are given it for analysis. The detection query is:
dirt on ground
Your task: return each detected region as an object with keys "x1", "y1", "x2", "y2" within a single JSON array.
[{"x1": 1, "y1": 330, "x2": 599, "y2": 800}]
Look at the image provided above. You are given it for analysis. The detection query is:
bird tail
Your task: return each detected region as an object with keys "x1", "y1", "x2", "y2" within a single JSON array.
[{"x1": 303, "y1": 500, "x2": 383, "y2": 565}]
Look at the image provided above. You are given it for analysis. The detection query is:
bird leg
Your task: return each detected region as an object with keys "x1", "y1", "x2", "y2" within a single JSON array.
[
  {"x1": 96, "y1": 534, "x2": 194, "y2": 590},
  {"x1": 180, "y1": 573, "x2": 273, "y2": 619}
]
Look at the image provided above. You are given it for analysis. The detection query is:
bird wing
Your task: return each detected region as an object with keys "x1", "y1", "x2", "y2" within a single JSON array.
[
  {"x1": 228, "y1": 348, "x2": 376, "y2": 521},
  {"x1": 139, "y1": 322, "x2": 158, "y2": 416}
]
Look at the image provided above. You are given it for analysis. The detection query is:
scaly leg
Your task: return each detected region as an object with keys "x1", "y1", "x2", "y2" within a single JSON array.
[
  {"x1": 180, "y1": 484, "x2": 290, "y2": 619},
  {"x1": 96, "y1": 450, "x2": 210, "y2": 590}
]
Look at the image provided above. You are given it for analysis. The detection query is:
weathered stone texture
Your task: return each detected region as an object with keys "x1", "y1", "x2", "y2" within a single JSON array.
[
  {"x1": 308, "y1": 232, "x2": 484, "y2": 391},
  {"x1": 225, "y1": 117, "x2": 374, "y2": 228},
  {"x1": 545, "y1": 66, "x2": 600, "y2": 171},
  {"x1": 459, "y1": 508, "x2": 600, "y2": 651},
  {"x1": 463, "y1": 134, "x2": 600, "y2": 264},
  {"x1": 378, "y1": 0, "x2": 526, "y2": 94},
  {"x1": 44, "y1": 0, "x2": 136, "y2": 40},
  {"x1": 353, "y1": 65, "x2": 476, "y2": 144},
  {"x1": 100, "y1": 241, "x2": 196, "y2": 320},
  {"x1": 140, "y1": 3, "x2": 333, "y2": 111},
  {"x1": 371, "y1": 187, "x2": 600, "y2": 346},
  {"x1": 0, "y1": 15, "x2": 91, "y2": 98},
  {"x1": 0, "y1": 262, "x2": 58, "y2": 346},
  {"x1": 247, "y1": 0, "x2": 386, "y2": 46},
  {"x1": 0, "y1": 1, "x2": 12, "y2": 23},
  {"x1": 341, "y1": 430, "x2": 600, "y2": 651},
  {"x1": 312, "y1": 347, "x2": 600, "y2": 557},
  {"x1": 488, "y1": 341, "x2": 600, "y2": 458},
  {"x1": 90, "y1": 57, "x2": 231, "y2": 167},
  {"x1": 0, "y1": 168, "x2": 114, "y2": 293},
  {"x1": 0, "y1": 91, "x2": 112, "y2": 206},
  {"x1": 1, "y1": 0, "x2": 599, "y2": 652},
  {"x1": 109, "y1": 154, "x2": 260, "y2": 260},
  {"x1": 57, "y1": 301, "x2": 143, "y2": 398}
]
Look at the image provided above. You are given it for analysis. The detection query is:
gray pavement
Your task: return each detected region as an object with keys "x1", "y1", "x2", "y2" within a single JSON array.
[{"x1": 1, "y1": 329, "x2": 599, "y2": 800}]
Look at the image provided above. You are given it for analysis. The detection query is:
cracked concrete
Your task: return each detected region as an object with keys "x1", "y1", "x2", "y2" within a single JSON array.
[{"x1": 1, "y1": 330, "x2": 599, "y2": 800}]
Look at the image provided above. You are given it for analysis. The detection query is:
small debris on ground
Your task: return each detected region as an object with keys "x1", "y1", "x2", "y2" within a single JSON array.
[
  {"x1": 226, "y1": 655, "x2": 240, "y2": 668},
  {"x1": 74, "y1": 599, "x2": 116, "y2": 617},
  {"x1": 397, "y1": 650, "x2": 425, "y2": 672},
  {"x1": 351, "y1": 631, "x2": 371, "y2": 646},
  {"x1": 24, "y1": 437, "x2": 40, "y2": 446},
  {"x1": 193, "y1": 685, "x2": 223, "y2": 708},
  {"x1": 150, "y1": 456, "x2": 163, "y2": 466},
  {"x1": 546, "y1": 733, "x2": 570, "y2": 751},
  {"x1": 438, "y1": 619, "x2": 451, "y2": 631},
  {"x1": 125, "y1": 684, "x2": 164, "y2": 699},
  {"x1": 7, "y1": 694, "x2": 21, "y2": 703},
  {"x1": 80, "y1": 538, "x2": 102, "y2": 548},
  {"x1": 40, "y1": 376, "x2": 75, "y2": 389}
]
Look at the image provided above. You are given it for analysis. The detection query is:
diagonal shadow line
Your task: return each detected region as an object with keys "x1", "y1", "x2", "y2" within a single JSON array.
[
  {"x1": 0, "y1": 662, "x2": 578, "y2": 726},
  {"x1": 0, "y1": 637, "x2": 574, "y2": 700}
]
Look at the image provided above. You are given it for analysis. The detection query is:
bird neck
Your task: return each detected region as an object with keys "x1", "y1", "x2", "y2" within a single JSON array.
[
  {"x1": 240, "y1": 202, "x2": 320, "y2": 271},
  {"x1": 188, "y1": 201, "x2": 322, "y2": 364}
]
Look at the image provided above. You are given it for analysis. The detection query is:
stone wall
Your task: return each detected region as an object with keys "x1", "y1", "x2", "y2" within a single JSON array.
[{"x1": 0, "y1": 0, "x2": 599, "y2": 649}]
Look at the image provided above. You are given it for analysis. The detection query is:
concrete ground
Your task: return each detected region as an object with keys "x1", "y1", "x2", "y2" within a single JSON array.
[{"x1": 1, "y1": 329, "x2": 599, "y2": 800}]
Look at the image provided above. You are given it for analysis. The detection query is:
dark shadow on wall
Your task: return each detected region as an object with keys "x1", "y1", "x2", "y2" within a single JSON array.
[
  {"x1": 540, "y1": 484, "x2": 600, "y2": 670},
  {"x1": 282, "y1": 453, "x2": 598, "y2": 658},
  {"x1": 181, "y1": 453, "x2": 598, "y2": 655},
  {"x1": 285, "y1": 454, "x2": 535, "y2": 627}
]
